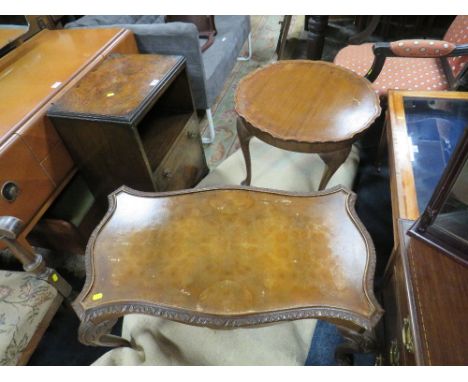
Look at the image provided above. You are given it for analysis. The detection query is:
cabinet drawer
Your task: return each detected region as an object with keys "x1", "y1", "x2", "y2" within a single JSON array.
[
  {"x1": 0, "y1": 134, "x2": 55, "y2": 224},
  {"x1": 154, "y1": 116, "x2": 208, "y2": 191}
]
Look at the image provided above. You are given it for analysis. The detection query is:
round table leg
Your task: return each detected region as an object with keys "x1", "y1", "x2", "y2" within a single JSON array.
[
  {"x1": 236, "y1": 117, "x2": 253, "y2": 186},
  {"x1": 318, "y1": 146, "x2": 352, "y2": 190}
]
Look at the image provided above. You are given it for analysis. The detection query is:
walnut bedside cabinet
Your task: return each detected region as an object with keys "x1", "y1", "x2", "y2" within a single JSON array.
[{"x1": 47, "y1": 54, "x2": 208, "y2": 202}]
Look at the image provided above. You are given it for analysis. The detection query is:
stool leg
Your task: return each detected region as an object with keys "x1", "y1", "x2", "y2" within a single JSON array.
[
  {"x1": 236, "y1": 117, "x2": 253, "y2": 186},
  {"x1": 78, "y1": 317, "x2": 131, "y2": 348},
  {"x1": 318, "y1": 146, "x2": 351, "y2": 191}
]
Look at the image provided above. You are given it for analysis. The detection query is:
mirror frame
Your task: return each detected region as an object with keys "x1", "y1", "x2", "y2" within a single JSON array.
[{"x1": 409, "y1": 127, "x2": 468, "y2": 266}]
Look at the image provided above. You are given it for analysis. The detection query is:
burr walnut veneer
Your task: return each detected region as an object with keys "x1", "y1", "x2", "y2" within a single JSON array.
[
  {"x1": 235, "y1": 60, "x2": 381, "y2": 189},
  {"x1": 48, "y1": 54, "x2": 208, "y2": 201},
  {"x1": 73, "y1": 186, "x2": 383, "y2": 350},
  {"x1": 0, "y1": 28, "x2": 138, "y2": 250}
]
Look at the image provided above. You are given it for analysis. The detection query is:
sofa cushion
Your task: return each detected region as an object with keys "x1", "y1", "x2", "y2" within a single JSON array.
[
  {"x1": 334, "y1": 43, "x2": 449, "y2": 97},
  {"x1": 0, "y1": 271, "x2": 60, "y2": 365}
]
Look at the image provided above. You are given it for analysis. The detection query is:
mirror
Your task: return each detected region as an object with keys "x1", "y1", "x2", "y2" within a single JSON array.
[
  {"x1": 0, "y1": 16, "x2": 29, "y2": 56},
  {"x1": 410, "y1": 127, "x2": 468, "y2": 266}
]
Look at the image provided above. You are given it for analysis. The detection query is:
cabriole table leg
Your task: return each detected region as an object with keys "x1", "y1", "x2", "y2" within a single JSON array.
[
  {"x1": 334, "y1": 326, "x2": 377, "y2": 366},
  {"x1": 78, "y1": 317, "x2": 131, "y2": 348},
  {"x1": 318, "y1": 146, "x2": 352, "y2": 191},
  {"x1": 236, "y1": 117, "x2": 253, "y2": 186}
]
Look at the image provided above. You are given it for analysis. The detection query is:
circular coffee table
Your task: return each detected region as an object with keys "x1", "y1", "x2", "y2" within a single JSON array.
[{"x1": 234, "y1": 60, "x2": 381, "y2": 190}]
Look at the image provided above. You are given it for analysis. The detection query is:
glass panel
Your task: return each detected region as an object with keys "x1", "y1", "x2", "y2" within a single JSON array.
[
  {"x1": 403, "y1": 97, "x2": 468, "y2": 212},
  {"x1": 432, "y1": 156, "x2": 468, "y2": 247}
]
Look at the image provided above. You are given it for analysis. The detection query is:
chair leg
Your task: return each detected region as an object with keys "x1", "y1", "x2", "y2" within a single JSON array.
[
  {"x1": 202, "y1": 108, "x2": 216, "y2": 144},
  {"x1": 237, "y1": 33, "x2": 252, "y2": 61}
]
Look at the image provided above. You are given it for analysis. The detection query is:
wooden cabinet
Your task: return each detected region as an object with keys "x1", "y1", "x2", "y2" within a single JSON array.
[
  {"x1": 47, "y1": 54, "x2": 208, "y2": 200},
  {"x1": 382, "y1": 219, "x2": 468, "y2": 365},
  {"x1": 383, "y1": 90, "x2": 468, "y2": 365},
  {"x1": 0, "y1": 28, "x2": 139, "y2": 249}
]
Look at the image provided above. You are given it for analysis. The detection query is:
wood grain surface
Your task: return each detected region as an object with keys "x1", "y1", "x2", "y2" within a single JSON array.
[
  {"x1": 406, "y1": 236, "x2": 468, "y2": 365},
  {"x1": 235, "y1": 60, "x2": 381, "y2": 143},
  {"x1": 0, "y1": 28, "x2": 125, "y2": 142},
  {"x1": 49, "y1": 54, "x2": 183, "y2": 120},
  {"x1": 76, "y1": 186, "x2": 381, "y2": 329}
]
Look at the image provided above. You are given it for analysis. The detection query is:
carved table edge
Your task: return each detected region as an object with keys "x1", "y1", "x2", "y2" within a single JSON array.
[
  {"x1": 73, "y1": 300, "x2": 382, "y2": 333},
  {"x1": 234, "y1": 59, "x2": 382, "y2": 145},
  {"x1": 73, "y1": 184, "x2": 383, "y2": 337}
]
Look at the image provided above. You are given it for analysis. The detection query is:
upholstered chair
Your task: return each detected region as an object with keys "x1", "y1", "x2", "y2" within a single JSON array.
[
  {"x1": 0, "y1": 216, "x2": 71, "y2": 365},
  {"x1": 334, "y1": 15, "x2": 468, "y2": 96}
]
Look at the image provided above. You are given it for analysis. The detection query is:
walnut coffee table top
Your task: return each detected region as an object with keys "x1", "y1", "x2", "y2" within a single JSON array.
[
  {"x1": 235, "y1": 60, "x2": 380, "y2": 145},
  {"x1": 73, "y1": 185, "x2": 383, "y2": 347}
]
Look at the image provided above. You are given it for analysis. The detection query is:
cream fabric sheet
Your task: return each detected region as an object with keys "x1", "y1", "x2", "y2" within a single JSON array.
[{"x1": 92, "y1": 138, "x2": 360, "y2": 365}]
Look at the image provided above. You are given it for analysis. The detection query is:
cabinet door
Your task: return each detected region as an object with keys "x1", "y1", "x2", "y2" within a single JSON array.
[{"x1": 154, "y1": 114, "x2": 209, "y2": 191}]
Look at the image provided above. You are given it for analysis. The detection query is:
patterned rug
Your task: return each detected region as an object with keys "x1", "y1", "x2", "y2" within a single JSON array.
[{"x1": 200, "y1": 16, "x2": 305, "y2": 169}]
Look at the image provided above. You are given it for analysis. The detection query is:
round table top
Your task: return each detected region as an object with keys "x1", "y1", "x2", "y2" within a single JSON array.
[{"x1": 235, "y1": 60, "x2": 381, "y2": 144}]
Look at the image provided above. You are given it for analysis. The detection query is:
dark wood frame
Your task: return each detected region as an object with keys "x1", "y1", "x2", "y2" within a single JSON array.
[
  {"x1": 73, "y1": 184, "x2": 383, "y2": 354},
  {"x1": 409, "y1": 128, "x2": 468, "y2": 267}
]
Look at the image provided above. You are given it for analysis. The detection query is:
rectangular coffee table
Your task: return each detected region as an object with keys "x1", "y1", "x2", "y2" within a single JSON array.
[{"x1": 73, "y1": 186, "x2": 383, "y2": 360}]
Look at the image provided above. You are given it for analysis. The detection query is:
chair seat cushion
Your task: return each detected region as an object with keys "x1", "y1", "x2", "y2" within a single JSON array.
[
  {"x1": 334, "y1": 43, "x2": 449, "y2": 97},
  {"x1": 0, "y1": 271, "x2": 60, "y2": 365}
]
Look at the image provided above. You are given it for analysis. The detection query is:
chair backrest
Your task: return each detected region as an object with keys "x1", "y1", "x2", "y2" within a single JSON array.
[{"x1": 443, "y1": 16, "x2": 468, "y2": 79}]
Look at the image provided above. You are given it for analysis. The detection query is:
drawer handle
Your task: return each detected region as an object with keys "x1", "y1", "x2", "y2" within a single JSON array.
[
  {"x1": 389, "y1": 339, "x2": 400, "y2": 366},
  {"x1": 187, "y1": 131, "x2": 199, "y2": 139},
  {"x1": 402, "y1": 317, "x2": 415, "y2": 354},
  {"x1": 1, "y1": 181, "x2": 20, "y2": 202},
  {"x1": 162, "y1": 169, "x2": 173, "y2": 179}
]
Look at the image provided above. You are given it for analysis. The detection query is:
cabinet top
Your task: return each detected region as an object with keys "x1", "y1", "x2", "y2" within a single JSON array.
[
  {"x1": 0, "y1": 28, "x2": 125, "y2": 143},
  {"x1": 48, "y1": 54, "x2": 185, "y2": 124}
]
